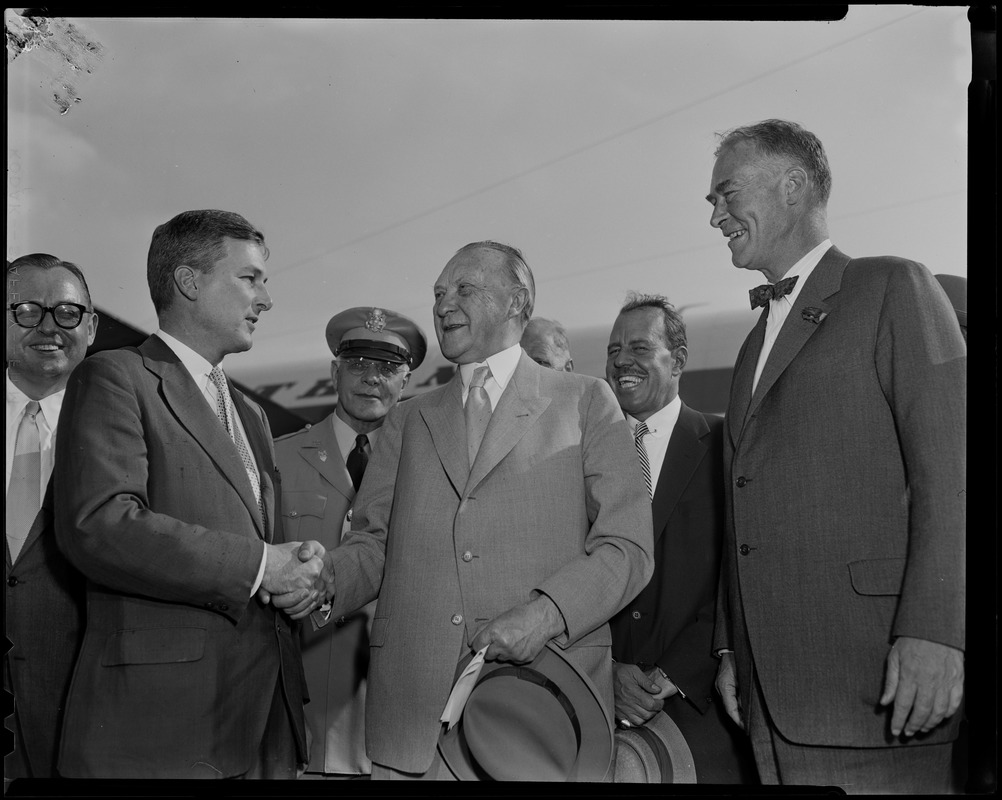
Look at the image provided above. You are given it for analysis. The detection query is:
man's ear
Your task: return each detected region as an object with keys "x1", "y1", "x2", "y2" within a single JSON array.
[
  {"x1": 400, "y1": 370, "x2": 412, "y2": 394},
  {"x1": 785, "y1": 167, "x2": 809, "y2": 206},
  {"x1": 174, "y1": 266, "x2": 199, "y2": 301},
  {"x1": 672, "y1": 345, "x2": 688, "y2": 376},
  {"x1": 509, "y1": 287, "x2": 529, "y2": 321}
]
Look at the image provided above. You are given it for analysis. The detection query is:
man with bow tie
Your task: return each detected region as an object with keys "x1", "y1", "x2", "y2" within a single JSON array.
[
  {"x1": 275, "y1": 305, "x2": 426, "y2": 779},
  {"x1": 706, "y1": 120, "x2": 966, "y2": 793},
  {"x1": 5, "y1": 254, "x2": 97, "y2": 782},
  {"x1": 53, "y1": 210, "x2": 324, "y2": 779},
  {"x1": 277, "y1": 240, "x2": 654, "y2": 780}
]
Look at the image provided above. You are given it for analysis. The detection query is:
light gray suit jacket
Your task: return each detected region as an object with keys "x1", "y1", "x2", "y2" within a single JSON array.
[{"x1": 329, "y1": 352, "x2": 655, "y2": 773}]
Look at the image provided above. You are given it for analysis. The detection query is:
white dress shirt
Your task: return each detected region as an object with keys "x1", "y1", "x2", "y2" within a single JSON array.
[
  {"x1": 626, "y1": 394, "x2": 682, "y2": 495},
  {"x1": 155, "y1": 330, "x2": 268, "y2": 595},
  {"x1": 459, "y1": 342, "x2": 522, "y2": 409},
  {"x1": 752, "y1": 239, "x2": 832, "y2": 394},
  {"x1": 6, "y1": 371, "x2": 63, "y2": 498}
]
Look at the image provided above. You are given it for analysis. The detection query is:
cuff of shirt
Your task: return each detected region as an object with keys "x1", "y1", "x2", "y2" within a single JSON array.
[{"x1": 249, "y1": 544, "x2": 268, "y2": 597}]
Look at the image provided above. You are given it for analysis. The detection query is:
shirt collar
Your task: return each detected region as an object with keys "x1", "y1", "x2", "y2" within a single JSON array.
[
  {"x1": 155, "y1": 329, "x2": 216, "y2": 388},
  {"x1": 330, "y1": 411, "x2": 380, "y2": 461},
  {"x1": 6, "y1": 370, "x2": 65, "y2": 427},
  {"x1": 458, "y1": 342, "x2": 522, "y2": 394},
  {"x1": 626, "y1": 394, "x2": 681, "y2": 438},
  {"x1": 774, "y1": 239, "x2": 832, "y2": 306}
]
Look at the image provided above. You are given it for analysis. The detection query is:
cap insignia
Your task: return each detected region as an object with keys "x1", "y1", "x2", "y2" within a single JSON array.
[{"x1": 366, "y1": 308, "x2": 387, "y2": 333}]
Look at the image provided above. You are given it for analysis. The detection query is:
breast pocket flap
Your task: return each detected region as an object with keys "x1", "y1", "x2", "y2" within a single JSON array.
[{"x1": 281, "y1": 491, "x2": 327, "y2": 520}]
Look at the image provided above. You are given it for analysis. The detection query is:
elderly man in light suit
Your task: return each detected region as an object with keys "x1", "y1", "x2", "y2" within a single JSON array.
[
  {"x1": 275, "y1": 305, "x2": 426, "y2": 778},
  {"x1": 706, "y1": 120, "x2": 966, "y2": 793},
  {"x1": 279, "y1": 240, "x2": 654, "y2": 780}
]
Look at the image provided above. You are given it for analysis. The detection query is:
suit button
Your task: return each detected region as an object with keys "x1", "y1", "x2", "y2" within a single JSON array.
[
  {"x1": 205, "y1": 602, "x2": 215, "y2": 609},
  {"x1": 7, "y1": 577, "x2": 17, "y2": 587},
  {"x1": 451, "y1": 614, "x2": 463, "y2": 625},
  {"x1": 289, "y1": 510, "x2": 298, "y2": 517},
  {"x1": 631, "y1": 610, "x2": 641, "y2": 620},
  {"x1": 739, "y1": 544, "x2": 750, "y2": 555},
  {"x1": 462, "y1": 551, "x2": 473, "y2": 562},
  {"x1": 736, "y1": 476, "x2": 748, "y2": 488},
  {"x1": 219, "y1": 603, "x2": 229, "y2": 611}
]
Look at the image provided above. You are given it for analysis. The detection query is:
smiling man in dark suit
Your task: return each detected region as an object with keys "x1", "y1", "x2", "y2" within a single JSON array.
[
  {"x1": 606, "y1": 292, "x2": 756, "y2": 785},
  {"x1": 54, "y1": 209, "x2": 325, "y2": 779},
  {"x1": 706, "y1": 120, "x2": 966, "y2": 793}
]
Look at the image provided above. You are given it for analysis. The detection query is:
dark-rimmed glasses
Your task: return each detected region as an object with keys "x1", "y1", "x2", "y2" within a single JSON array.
[
  {"x1": 336, "y1": 356, "x2": 407, "y2": 379},
  {"x1": 8, "y1": 302, "x2": 93, "y2": 330}
]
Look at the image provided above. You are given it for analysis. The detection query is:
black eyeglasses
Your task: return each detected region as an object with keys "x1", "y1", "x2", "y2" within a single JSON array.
[
  {"x1": 336, "y1": 356, "x2": 407, "y2": 378},
  {"x1": 8, "y1": 302, "x2": 93, "y2": 330}
]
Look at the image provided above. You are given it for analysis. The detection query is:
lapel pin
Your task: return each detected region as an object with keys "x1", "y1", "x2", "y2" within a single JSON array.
[
  {"x1": 802, "y1": 307, "x2": 827, "y2": 324},
  {"x1": 318, "y1": 449, "x2": 328, "y2": 462}
]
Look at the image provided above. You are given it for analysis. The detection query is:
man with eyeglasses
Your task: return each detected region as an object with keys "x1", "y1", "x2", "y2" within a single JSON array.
[
  {"x1": 5, "y1": 254, "x2": 98, "y2": 781},
  {"x1": 275, "y1": 305, "x2": 427, "y2": 779}
]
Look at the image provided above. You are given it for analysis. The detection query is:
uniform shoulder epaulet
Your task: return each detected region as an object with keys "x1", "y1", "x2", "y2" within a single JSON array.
[{"x1": 275, "y1": 423, "x2": 311, "y2": 442}]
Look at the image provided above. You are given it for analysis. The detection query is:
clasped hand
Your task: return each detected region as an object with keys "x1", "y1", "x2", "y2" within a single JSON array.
[
  {"x1": 614, "y1": 663, "x2": 676, "y2": 726},
  {"x1": 257, "y1": 540, "x2": 331, "y2": 619}
]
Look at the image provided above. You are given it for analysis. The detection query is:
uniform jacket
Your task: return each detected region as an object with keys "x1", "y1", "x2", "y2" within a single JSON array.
[
  {"x1": 714, "y1": 248, "x2": 967, "y2": 748},
  {"x1": 275, "y1": 416, "x2": 373, "y2": 775},
  {"x1": 329, "y1": 351, "x2": 655, "y2": 773},
  {"x1": 4, "y1": 484, "x2": 84, "y2": 778},
  {"x1": 53, "y1": 334, "x2": 308, "y2": 778}
]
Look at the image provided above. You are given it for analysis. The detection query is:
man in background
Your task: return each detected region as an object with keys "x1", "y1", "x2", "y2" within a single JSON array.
[
  {"x1": 707, "y1": 120, "x2": 966, "y2": 793},
  {"x1": 275, "y1": 305, "x2": 426, "y2": 778},
  {"x1": 5, "y1": 254, "x2": 97, "y2": 781},
  {"x1": 520, "y1": 316, "x2": 573, "y2": 371},
  {"x1": 606, "y1": 292, "x2": 756, "y2": 784},
  {"x1": 54, "y1": 209, "x2": 324, "y2": 779}
]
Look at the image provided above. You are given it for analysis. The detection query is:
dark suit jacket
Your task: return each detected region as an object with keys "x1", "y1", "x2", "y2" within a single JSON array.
[
  {"x1": 53, "y1": 334, "x2": 308, "y2": 778},
  {"x1": 714, "y1": 248, "x2": 966, "y2": 748},
  {"x1": 610, "y1": 403, "x2": 754, "y2": 782},
  {"x1": 4, "y1": 484, "x2": 84, "y2": 778}
]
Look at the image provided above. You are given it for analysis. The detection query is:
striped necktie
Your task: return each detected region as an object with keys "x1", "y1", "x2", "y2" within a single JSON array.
[
  {"x1": 208, "y1": 366, "x2": 264, "y2": 528},
  {"x1": 634, "y1": 421, "x2": 653, "y2": 501},
  {"x1": 465, "y1": 366, "x2": 492, "y2": 464},
  {"x1": 6, "y1": 401, "x2": 41, "y2": 561}
]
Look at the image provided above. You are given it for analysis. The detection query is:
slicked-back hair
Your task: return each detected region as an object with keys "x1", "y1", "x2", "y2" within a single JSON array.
[
  {"x1": 620, "y1": 292, "x2": 687, "y2": 351},
  {"x1": 715, "y1": 119, "x2": 832, "y2": 207},
  {"x1": 147, "y1": 209, "x2": 268, "y2": 315},
  {"x1": 454, "y1": 240, "x2": 536, "y2": 324},
  {"x1": 7, "y1": 253, "x2": 93, "y2": 308}
]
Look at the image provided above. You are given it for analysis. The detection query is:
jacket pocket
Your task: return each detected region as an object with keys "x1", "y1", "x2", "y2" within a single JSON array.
[
  {"x1": 369, "y1": 616, "x2": 389, "y2": 647},
  {"x1": 848, "y1": 558, "x2": 906, "y2": 596},
  {"x1": 281, "y1": 492, "x2": 327, "y2": 521},
  {"x1": 101, "y1": 626, "x2": 206, "y2": 666}
]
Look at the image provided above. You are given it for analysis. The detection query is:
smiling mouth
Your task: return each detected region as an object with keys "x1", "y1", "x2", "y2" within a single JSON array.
[
  {"x1": 30, "y1": 343, "x2": 63, "y2": 352},
  {"x1": 727, "y1": 230, "x2": 747, "y2": 242},
  {"x1": 441, "y1": 322, "x2": 465, "y2": 333},
  {"x1": 616, "y1": 375, "x2": 644, "y2": 389}
]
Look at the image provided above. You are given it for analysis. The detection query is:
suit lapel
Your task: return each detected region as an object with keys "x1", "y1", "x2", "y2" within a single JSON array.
[
  {"x1": 729, "y1": 312, "x2": 767, "y2": 446},
  {"x1": 419, "y1": 375, "x2": 470, "y2": 497},
  {"x1": 294, "y1": 418, "x2": 354, "y2": 504},
  {"x1": 745, "y1": 247, "x2": 850, "y2": 422},
  {"x1": 140, "y1": 336, "x2": 265, "y2": 539},
  {"x1": 651, "y1": 404, "x2": 709, "y2": 545},
  {"x1": 466, "y1": 354, "x2": 550, "y2": 494},
  {"x1": 10, "y1": 482, "x2": 53, "y2": 564}
]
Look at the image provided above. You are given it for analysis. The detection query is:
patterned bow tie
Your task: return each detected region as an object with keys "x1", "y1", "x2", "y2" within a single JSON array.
[{"x1": 749, "y1": 275, "x2": 799, "y2": 309}]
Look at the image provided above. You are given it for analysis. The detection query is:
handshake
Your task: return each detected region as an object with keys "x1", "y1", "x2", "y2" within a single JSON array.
[{"x1": 258, "y1": 541, "x2": 333, "y2": 619}]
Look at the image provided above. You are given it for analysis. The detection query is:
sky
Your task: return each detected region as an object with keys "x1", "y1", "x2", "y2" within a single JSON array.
[{"x1": 6, "y1": 7, "x2": 972, "y2": 389}]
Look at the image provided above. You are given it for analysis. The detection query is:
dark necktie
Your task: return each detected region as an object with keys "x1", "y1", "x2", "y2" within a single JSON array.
[
  {"x1": 465, "y1": 366, "x2": 492, "y2": 464},
  {"x1": 749, "y1": 275, "x2": 799, "y2": 309},
  {"x1": 634, "y1": 421, "x2": 653, "y2": 501},
  {"x1": 346, "y1": 434, "x2": 369, "y2": 492},
  {"x1": 6, "y1": 400, "x2": 41, "y2": 561}
]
